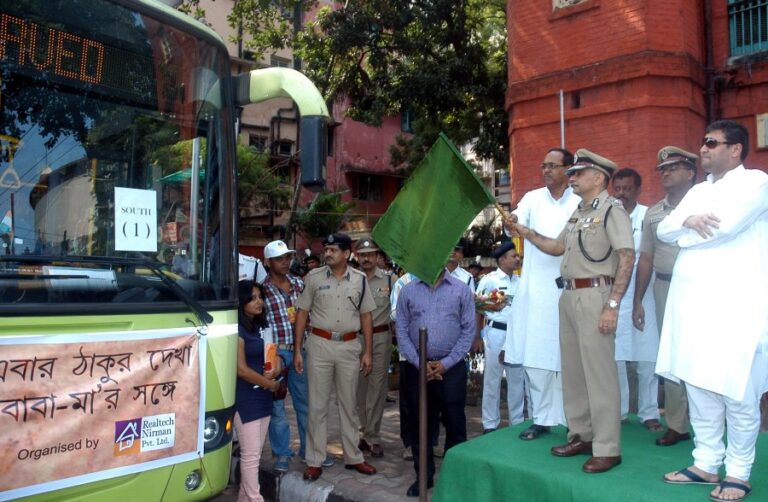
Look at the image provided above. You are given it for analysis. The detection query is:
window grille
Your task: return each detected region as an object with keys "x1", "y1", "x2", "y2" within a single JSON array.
[
  {"x1": 553, "y1": 0, "x2": 587, "y2": 9},
  {"x1": 729, "y1": 0, "x2": 768, "y2": 57}
]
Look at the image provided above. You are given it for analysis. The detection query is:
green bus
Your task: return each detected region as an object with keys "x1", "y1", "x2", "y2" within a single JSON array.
[{"x1": 0, "y1": 0, "x2": 328, "y2": 500}]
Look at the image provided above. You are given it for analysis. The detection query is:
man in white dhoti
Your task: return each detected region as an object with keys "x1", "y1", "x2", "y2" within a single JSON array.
[
  {"x1": 657, "y1": 120, "x2": 768, "y2": 502},
  {"x1": 611, "y1": 168, "x2": 661, "y2": 430},
  {"x1": 502, "y1": 148, "x2": 580, "y2": 440}
]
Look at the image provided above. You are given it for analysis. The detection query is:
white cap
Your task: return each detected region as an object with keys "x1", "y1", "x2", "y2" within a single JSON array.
[{"x1": 264, "y1": 240, "x2": 294, "y2": 259}]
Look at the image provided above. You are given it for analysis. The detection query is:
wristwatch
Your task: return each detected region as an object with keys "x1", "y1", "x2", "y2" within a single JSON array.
[{"x1": 606, "y1": 299, "x2": 619, "y2": 310}]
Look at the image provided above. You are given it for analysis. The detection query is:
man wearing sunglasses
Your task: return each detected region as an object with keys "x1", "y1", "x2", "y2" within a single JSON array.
[
  {"x1": 656, "y1": 120, "x2": 768, "y2": 502},
  {"x1": 508, "y1": 149, "x2": 635, "y2": 474},
  {"x1": 632, "y1": 146, "x2": 697, "y2": 450}
]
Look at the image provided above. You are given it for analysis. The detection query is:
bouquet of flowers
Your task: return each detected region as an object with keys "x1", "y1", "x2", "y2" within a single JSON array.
[{"x1": 474, "y1": 288, "x2": 510, "y2": 310}]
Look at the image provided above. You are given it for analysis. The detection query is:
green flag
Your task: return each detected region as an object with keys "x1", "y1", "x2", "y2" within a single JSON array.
[{"x1": 372, "y1": 133, "x2": 495, "y2": 285}]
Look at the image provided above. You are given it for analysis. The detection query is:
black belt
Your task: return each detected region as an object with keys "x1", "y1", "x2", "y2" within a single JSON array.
[
  {"x1": 487, "y1": 321, "x2": 507, "y2": 330},
  {"x1": 656, "y1": 272, "x2": 673, "y2": 282}
]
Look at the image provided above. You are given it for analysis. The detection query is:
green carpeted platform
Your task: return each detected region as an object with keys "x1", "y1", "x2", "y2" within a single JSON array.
[{"x1": 433, "y1": 418, "x2": 767, "y2": 501}]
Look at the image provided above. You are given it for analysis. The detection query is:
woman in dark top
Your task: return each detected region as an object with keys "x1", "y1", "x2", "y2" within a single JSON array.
[{"x1": 235, "y1": 280, "x2": 281, "y2": 502}]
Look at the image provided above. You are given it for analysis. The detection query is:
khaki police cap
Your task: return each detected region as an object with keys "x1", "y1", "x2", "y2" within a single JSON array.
[
  {"x1": 565, "y1": 148, "x2": 618, "y2": 179},
  {"x1": 355, "y1": 235, "x2": 379, "y2": 254},
  {"x1": 656, "y1": 146, "x2": 698, "y2": 170}
]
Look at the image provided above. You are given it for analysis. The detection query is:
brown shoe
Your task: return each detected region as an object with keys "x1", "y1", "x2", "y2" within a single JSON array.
[
  {"x1": 656, "y1": 429, "x2": 691, "y2": 447},
  {"x1": 345, "y1": 461, "x2": 377, "y2": 475},
  {"x1": 551, "y1": 435, "x2": 593, "y2": 457},
  {"x1": 582, "y1": 456, "x2": 622, "y2": 473},
  {"x1": 370, "y1": 443, "x2": 384, "y2": 457},
  {"x1": 643, "y1": 419, "x2": 664, "y2": 431},
  {"x1": 303, "y1": 466, "x2": 322, "y2": 481}
]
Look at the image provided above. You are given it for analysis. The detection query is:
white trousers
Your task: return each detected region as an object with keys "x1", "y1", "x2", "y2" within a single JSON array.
[
  {"x1": 687, "y1": 348, "x2": 768, "y2": 481},
  {"x1": 482, "y1": 326, "x2": 526, "y2": 429},
  {"x1": 617, "y1": 360, "x2": 659, "y2": 422},
  {"x1": 524, "y1": 367, "x2": 566, "y2": 427}
]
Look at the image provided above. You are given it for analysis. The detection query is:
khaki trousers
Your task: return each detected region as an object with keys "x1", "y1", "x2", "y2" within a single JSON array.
[
  {"x1": 654, "y1": 278, "x2": 689, "y2": 433},
  {"x1": 356, "y1": 330, "x2": 392, "y2": 443},
  {"x1": 559, "y1": 286, "x2": 621, "y2": 456},
  {"x1": 305, "y1": 334, "x2": 364, "y2": 466}
]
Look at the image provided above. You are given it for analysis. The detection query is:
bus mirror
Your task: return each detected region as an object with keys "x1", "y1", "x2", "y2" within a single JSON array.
[{"x1": 299, "y1": 116, "x2": 327, "y2": 191}]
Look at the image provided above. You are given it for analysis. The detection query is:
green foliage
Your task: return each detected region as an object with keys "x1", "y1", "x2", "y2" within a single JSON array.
[
  {"x1": 236, "y1": 144, "x2": 292, "y2": 211},
  {"x1": 290, "y1": 191, "x2": 355, "y2": 241},
  {"x1": 297, "y1": 0, "x2": 509, "y2": 168},
  {"x1": 226, "y1": 0, "x2": 509, "y2": 170},
  {"x1": 463, "y1": 219, "x2": 503, "y2": 258}
]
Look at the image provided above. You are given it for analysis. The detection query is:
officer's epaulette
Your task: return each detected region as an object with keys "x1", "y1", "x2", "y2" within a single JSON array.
[
  {"x1": 349, "y1": 267, "x2": 367, "y2": 278},
  {"x1": 648, "y1": 199, "x2": 666, "y2": 213},
  {"x1": 608, "y1": 197, "x2": 624, "y2": 208},
  {"x1": 308, "y1": 266, "x2": 328, "y2": 277}
]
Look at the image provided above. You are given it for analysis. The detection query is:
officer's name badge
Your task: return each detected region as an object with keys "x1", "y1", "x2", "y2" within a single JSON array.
[{"x1": 318, "y1": 285, "x2": 331, "y2": 290}]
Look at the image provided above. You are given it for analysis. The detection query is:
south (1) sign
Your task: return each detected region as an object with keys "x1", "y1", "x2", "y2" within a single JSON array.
[{"x1": 114, "y1": 187, "x2": 157, "y2": 252}]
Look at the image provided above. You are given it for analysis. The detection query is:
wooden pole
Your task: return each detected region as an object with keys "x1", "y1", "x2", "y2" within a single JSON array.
[{"x1": 418, "y1": 327, "x2": 428, "y2": 501}]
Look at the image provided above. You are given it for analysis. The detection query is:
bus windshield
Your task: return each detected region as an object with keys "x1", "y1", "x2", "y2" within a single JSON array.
[{"x1": 0, "y1": 0, "x2": 236, "y2": 312}]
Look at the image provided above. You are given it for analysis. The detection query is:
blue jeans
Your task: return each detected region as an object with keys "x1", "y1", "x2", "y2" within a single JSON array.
[{"x1": 269, "y1": 348, "x2": 309, "y2": 458}]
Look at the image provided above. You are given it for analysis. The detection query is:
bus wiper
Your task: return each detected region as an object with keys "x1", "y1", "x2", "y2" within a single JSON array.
[{"x1": 0, "y1": 255, "x2": 214, "y2": 325}]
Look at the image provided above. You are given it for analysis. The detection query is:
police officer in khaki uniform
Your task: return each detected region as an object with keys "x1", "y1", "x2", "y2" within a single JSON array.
[
  {"x1": 632, "y1": 146, "x2": 698, "y2": 447},
  {"x1": 294, "y1": 232, "x2": 378, "y2": 481},
  {"x1": 354, "y1": 236, "x2": 393, "y2": 458},
  {"x1": 509, "y1": 149, "x2": 635, "y2": 474}
]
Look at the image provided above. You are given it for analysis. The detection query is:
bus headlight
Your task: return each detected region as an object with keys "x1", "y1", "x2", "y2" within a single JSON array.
[
  {"x1": 185, "y1": 469, "x2": 202, "y2": 491},
  {"x1": 203, "y1": 416, "x2": 221, "y2": 444},
  {"x1": 203, "y1": 406, "x2": 235, "y2": 453}
]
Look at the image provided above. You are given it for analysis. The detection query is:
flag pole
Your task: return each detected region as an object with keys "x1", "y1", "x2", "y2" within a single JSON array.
[{"x1": 493, "y1": 202, "x2": 508, "y2": 219}]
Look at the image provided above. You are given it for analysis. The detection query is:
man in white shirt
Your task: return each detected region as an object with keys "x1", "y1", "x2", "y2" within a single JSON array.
[
  {"x1": 503, "y1": 148, "x2": 579, "y2": 440},
  {"x1": 657, "y1": 120, "x2": 768, "y2": 502},
  {"x1": 611, "y1": 168, "x2": 661, "y2": 430},
  {"x1": 475, "y1": 242, "x2": 522, "y2": 432}
]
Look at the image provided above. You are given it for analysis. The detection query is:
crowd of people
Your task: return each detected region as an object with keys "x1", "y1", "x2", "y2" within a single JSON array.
[{"x1": 231, "y1": 119, "x2": 768, "y2": 502}]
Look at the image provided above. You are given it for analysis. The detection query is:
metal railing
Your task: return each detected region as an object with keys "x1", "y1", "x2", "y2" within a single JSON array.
[{"x1": 729, "y1": 0, "x2": 768, "y2": 57}]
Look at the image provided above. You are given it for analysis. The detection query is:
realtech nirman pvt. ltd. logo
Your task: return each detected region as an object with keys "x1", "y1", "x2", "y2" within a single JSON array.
[{"x1": 114, "y1": 413, "x2": 176, "y2": 456}]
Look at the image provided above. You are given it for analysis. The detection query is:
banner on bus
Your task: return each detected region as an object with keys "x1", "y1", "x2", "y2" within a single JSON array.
[{"x1": 0, "y1": 329, "x2": 206, "y2": 500}]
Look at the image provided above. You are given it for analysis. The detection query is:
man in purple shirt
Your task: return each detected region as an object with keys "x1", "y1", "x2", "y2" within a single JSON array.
[{"x1": 396, "y1": 270, "x2": 476, "y2": 497}]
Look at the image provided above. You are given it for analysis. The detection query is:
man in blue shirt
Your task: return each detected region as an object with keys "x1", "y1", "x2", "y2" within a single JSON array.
[{"x1": 396, "y1": 269, "x2": 476, "y2": 497}]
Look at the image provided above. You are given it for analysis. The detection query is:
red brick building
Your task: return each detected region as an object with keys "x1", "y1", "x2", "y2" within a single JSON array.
[{"x1": 506, "y1": 0, "x2": 768, "y2": 206}]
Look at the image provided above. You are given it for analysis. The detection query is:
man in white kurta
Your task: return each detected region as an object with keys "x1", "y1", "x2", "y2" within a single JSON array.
[
  {"x1": 657, "y1": 120, "x2": 768, "y2": 502},
  {"x1": 611, "y1": 169, "x2": 661, "y2": 429},
  {"x1": 476, "y1": 242, "x2": 523, "y2": 431},
  {"x1": 503, "y1": 148, "x2": 579, "y2": 440}
]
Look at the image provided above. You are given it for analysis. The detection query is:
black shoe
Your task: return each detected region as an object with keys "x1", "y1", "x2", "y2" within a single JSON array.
[
  {"x1": 483, "y1": 428, "x2": 496, "y2": 434},
  {"x1": 519, "y1": 424, "x2": 550, "y2": 441},
  {"x1": 406, "y1": 480, "x2": 434, "y2": 497}
]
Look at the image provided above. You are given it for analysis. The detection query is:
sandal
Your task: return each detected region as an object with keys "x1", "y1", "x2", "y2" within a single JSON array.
[
  {"x1": 664, "y1": 467, "x2": 720, "y2": 485},
  {"x1": 709, "y1": 480, "x2": 752, "y2": 502}
]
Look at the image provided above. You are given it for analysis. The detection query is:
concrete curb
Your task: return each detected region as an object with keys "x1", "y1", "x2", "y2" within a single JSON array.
[{"x1": 259, "y1": 468, "x2": 365, "y2": 502}]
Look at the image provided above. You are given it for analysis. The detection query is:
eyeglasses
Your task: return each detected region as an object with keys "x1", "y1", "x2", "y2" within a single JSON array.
[
  {"x1": 702, "y1": 137, "x2": 733, "y2": 149},
  {"x1": 540, "y1": 162, "x2": 564, "y2": 170}
]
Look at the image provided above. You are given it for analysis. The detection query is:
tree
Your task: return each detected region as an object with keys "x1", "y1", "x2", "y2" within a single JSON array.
[
  {"x1": 290, "y1": 191, "x2": 354, "y2": 244},
  {"x1": 223, "y1": 0, "x2": 508, "y2": 171}
]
